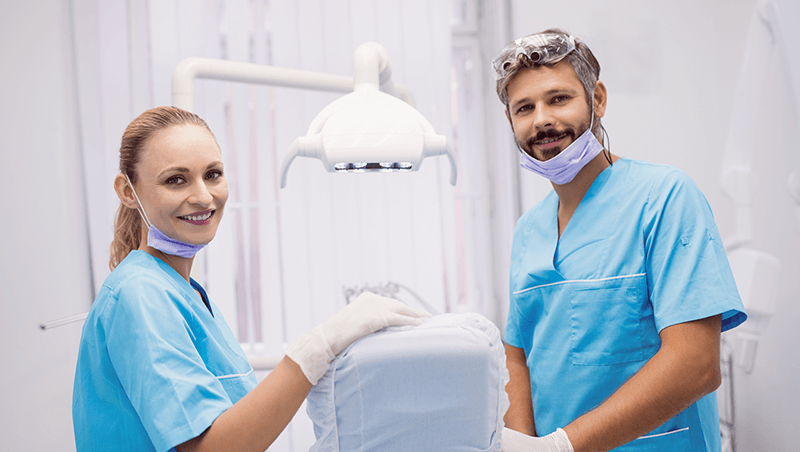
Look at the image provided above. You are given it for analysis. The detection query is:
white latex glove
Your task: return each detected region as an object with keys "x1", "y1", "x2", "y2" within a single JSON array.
[
  {"x1": 502, "y1": 427, "x2": 574, "y2": 452},
  {"x1": 285, "y1": 292, "x2": 433, "y2": 384}
]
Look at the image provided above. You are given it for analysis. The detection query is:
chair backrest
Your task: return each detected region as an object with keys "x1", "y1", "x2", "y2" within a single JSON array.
[{"x1": 307, "y1": 313, "x2": 509, "y2": 451}]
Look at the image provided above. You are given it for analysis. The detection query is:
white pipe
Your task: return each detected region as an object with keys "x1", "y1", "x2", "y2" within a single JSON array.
[
  {"x1": 719, "y1": 0, "x2": 778, "y2": 249},
  {"x1": 172, "y1": 54, "x2": 414, "y2": 112}
]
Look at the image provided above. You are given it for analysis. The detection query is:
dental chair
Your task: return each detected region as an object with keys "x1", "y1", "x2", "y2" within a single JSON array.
[{"x1": 306, "y1": 313, "x2": 509, "y2": 451}]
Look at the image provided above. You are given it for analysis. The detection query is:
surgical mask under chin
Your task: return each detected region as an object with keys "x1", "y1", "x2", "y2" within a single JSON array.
[
  {"x1": 518, "y1": 115, "x2": 604, "y2": 185},
  {"x1": 125, "y1": 174, "x2": 208, "y2": 259}
]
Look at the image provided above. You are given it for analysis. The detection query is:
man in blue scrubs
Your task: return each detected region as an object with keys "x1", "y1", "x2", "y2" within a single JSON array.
[{"x1": 494, "y1": 30, "x2": 747, "y2": 452}]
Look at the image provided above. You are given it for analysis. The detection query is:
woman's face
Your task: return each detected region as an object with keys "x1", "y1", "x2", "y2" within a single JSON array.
[{"x1": 133, "y1": 124, "x2": 228, "y2": 246}]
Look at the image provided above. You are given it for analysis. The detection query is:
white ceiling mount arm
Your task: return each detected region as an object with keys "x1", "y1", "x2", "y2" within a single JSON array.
[
  {"x1": 424, "y1": 135, "x2": 458, "y2": 186},
  {"x1": 172, "y1": 58, "x2": 354, "y2": 111},
  {"x1": 280, "y1": 136, "x2": 324, "y2": 189},
  {"x1": 353, "y1": 42, "x2": 393, "y2": 93}
]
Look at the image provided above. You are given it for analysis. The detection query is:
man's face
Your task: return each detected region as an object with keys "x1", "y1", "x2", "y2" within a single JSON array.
[{"x1": 505, "y1": 60, "x2": 593, "y2": 162}]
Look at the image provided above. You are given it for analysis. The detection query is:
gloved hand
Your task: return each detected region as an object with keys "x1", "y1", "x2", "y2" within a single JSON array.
[
  {"x1": 286, "y1": 292, "x2": 433, "y2": 384},
  {"x1": 501, "y1": 427, "x2": 574, "y2": 452}
]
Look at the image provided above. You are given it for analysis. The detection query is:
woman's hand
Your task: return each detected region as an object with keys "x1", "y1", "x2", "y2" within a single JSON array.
[{"x1": 286, "y1": 292, "x2": 432, "y2": 384}]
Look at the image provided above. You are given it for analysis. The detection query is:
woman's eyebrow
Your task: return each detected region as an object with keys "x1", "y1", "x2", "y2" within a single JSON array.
[
  {"x1": 158, "y1": 162, "x2": 223, "y2": 178},
  {"x1": 158, "y1": 166, "x2": 190, "y2": 178}
]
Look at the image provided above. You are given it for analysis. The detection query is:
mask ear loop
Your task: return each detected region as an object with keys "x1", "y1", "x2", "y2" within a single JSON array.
[
  {"x1": 590, "y1": 92, "x2": 613, "y2": 166},
  {"x1": 601, "y1": 125, "x2": 613, "y2": 165},
  {"x1": 124, "y1": 173, "x2": 153, "y2": 229}
]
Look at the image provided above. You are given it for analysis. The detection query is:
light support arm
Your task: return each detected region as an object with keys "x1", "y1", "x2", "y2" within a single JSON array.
[{"x1": 172, "y1": 55, "x2": 414, "y2": 111}]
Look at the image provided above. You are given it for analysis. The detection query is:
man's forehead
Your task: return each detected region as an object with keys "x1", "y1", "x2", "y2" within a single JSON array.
[{"x1": 507, "y1": 61, "x2": 583, "y2": 101}]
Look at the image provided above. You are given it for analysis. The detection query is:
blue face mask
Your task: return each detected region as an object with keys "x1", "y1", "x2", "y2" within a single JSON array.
[
  {"x1": 125, "y1": 174, "x2": 208, "y2": 259},
  {"x1": 518, "y1": 110, "x2": 604, "y2": 185}
]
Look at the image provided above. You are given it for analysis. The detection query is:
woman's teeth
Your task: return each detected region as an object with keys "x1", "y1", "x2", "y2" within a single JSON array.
[{"x1": 182, "y1": 211, "x2": 212, "y2": 221}]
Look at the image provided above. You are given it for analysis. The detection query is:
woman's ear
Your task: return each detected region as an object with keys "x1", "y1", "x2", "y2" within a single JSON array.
[
  {"x1": 114, "y1": 173, "x2": 138, "y2": 209},
  {"x1": 593, "y1": 80, "x2": 607, "y2": 119}
]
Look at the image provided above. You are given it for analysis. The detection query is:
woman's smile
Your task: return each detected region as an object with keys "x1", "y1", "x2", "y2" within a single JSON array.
[{"x1": 178, "y1": 209, "x2": 215, "y2": 225}]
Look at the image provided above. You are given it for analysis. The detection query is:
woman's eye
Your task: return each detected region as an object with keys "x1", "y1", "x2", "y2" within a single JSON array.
[
  {"x1": 206, "y1": 170, "x2": 223, "y2": 180},
  {"x1": 165, "y1": 176, "x2": 185, "y2": 185}
]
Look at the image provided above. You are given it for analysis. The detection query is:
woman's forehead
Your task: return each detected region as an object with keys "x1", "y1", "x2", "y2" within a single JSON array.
[{"x1": 139, "y1": 125, "x2": 221, "y2": 172}]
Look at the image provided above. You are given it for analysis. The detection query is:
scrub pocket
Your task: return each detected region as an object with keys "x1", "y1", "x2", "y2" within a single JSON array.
[{"x1": 569, "y1": 283, "x2": 644, "y2": 366}]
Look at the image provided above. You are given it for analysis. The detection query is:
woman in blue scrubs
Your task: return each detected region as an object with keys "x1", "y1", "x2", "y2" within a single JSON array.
[{"x1": 72, "y1": 106, "x2": 429, "y2": 452}]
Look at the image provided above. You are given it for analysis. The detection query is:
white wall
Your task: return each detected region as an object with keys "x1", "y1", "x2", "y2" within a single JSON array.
[
  {"x1": 0, "y1": 1, "x2": 92, "y2": 449},
  {"x1": 508, "y1": 1, "x2": 800, "y2": 450}
]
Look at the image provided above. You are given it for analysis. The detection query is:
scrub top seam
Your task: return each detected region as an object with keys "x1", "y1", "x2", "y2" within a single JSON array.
[
  {"x1": 512, "y1": 272, "x2": 646, "y2": 295},
  {"x1": 215, "y1": 369, "x2": 254, "y2": 380}
]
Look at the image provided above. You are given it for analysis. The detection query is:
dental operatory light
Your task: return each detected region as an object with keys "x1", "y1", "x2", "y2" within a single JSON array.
[{"x1": 278, "y1": 42, "x2": 457, "y2": 188}]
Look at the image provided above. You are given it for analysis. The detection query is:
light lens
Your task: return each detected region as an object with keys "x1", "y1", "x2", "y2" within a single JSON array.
[{"x1": 332, "y1": 162, "x2": 415, "y2": 172}]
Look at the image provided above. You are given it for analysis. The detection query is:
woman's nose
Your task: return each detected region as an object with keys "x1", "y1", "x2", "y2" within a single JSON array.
[{"x1": 188, "y1": 179, "x2": 214, "y2": 206}]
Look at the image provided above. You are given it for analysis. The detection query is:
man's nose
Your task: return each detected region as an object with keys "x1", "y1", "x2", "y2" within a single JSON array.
[{"x1": 532, "y1": 106, "x2": 554, "y2": 130}]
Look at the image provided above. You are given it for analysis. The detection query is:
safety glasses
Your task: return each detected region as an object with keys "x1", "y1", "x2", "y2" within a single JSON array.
[{"x1": 492, "y1": 33, "x2": 576, "y2": 81}]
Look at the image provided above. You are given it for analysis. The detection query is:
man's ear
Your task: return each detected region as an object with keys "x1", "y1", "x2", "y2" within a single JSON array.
[
  {"x1": 114, "y1": 173, "x2": 139, "y2": 210},
  {"x1": 505, "y1": 107, "x2": 515, "y2": 132},
  {"x1": 593, "y1": 80, "x2": 607, "y2": 119}
]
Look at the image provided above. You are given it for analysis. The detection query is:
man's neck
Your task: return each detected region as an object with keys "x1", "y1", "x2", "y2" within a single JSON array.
[{"x1": 552, "y1": 152, "x2": 617, "y2": 237}]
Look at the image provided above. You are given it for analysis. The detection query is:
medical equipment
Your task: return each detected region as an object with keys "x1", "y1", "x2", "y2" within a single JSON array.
[
  {"x1": 171, "y1": 42, "x2": 457, "y2": 188},
  {"x1": 342, "y1": 281, "x2": 441, "y2": 315},
  {"x1": 306, "y1": 312, "x2": 508, "y2": 451},
  {"x1": 492, "y1": 33, "x2": 576, "y2": 81},
  {"x1": 719, "y1": 0, "x2": 785, "y2": 375}
]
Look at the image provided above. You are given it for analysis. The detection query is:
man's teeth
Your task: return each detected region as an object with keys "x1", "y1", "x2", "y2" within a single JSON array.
[
  {"x1": 538, "y1": 136, "x2": 562, "y2": 144},
  {"x1": 183, "y1": 212, "x2": 212, "y2": 221}
]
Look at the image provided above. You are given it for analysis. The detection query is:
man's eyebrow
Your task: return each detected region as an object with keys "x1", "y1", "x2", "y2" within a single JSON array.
[
  {"x1": 545, "y1": 88, "x2": 579, "y2": 96},
  {"x1": 510, "y1": 88, "x2": 580, "y2": 109}
]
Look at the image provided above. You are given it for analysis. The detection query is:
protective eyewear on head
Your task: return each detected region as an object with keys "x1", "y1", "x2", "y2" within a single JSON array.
[{"x1": 492, "y1": 33, "x2": 576, "y2": 81}]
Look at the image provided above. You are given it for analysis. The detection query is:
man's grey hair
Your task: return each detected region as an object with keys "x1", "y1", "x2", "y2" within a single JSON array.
[{"x1": 495, "y1": 28, "x2": 601, "y2": 110}]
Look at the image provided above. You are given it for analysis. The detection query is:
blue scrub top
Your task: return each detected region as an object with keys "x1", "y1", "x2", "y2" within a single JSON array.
[
  {"x1": 506, "y1": 159, "x2": 746, "y2": 452},
  {"x1": 72, "y1": 250, "x2": 257, "y2": 452}
]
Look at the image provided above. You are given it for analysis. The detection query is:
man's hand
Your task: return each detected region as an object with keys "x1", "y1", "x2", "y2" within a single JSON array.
[{"x1": 502, "y1": 427, "x2": 574, "y2": 452}]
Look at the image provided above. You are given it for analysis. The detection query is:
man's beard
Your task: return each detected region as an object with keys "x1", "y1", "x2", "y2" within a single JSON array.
[{"x1": 518, "y1": 119, "x2": 592, "y2": 161}]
